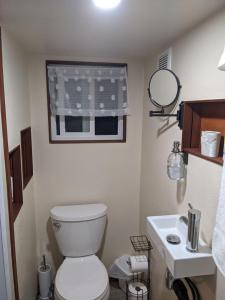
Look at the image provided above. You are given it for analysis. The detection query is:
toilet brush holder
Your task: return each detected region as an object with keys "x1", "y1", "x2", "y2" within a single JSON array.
[{"x1": 38, "y1": 264, "x2": 52, "y2": 300}]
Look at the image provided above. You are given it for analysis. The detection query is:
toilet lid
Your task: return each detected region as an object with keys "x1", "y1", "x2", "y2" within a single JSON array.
[{"x1": 55, "y1": 256, "x2": 109, "y2": 300}]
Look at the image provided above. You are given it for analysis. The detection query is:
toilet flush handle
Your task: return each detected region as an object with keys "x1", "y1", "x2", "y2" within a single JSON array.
[{"x1": 52, "y1": 222, "x2": 61, "y2": 231}]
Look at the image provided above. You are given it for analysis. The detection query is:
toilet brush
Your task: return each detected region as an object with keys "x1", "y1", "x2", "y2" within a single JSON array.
[
  {"x1": 43, "y1": 255, "x2": 47, "y2": 271},
  {"x1": 38, "y1": 255, "x2": 52, "y2": 300}
]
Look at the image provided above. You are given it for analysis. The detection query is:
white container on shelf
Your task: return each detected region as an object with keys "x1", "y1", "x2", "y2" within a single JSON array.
[{"x1": 201, "y1": 131, "x2": 221, "y2": 157}]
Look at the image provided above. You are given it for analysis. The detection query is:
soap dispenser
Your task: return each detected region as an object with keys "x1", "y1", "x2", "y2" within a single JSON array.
[
  {"x1": 186, "y1": 204, "x2": 201, "y2": 252},
  {"x1": 167, "y1": 141, "x2": 185, "y2": 180}
]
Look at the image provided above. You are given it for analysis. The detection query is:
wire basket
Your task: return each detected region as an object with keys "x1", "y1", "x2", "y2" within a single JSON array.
[
  {"x1": 130, "y1": 235, "x2": 152, "y2": 252},
  {"x1": 126, "y1": 235, "x2": 152, "y2": 300}
]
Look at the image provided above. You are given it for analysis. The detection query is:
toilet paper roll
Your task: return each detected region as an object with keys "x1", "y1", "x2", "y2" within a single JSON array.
[
  {"x1": 130, "y1": 255, "x2": 148, "y2": 272},
  {"x1": 38, "y1": 264, "x2": 51, "y2": 300},
  {"x1": 128, "y1": 281, "x2": 148, "y2": 300}
]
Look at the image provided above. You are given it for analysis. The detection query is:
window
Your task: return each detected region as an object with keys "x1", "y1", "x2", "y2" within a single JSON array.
[{"x1": 46, "y1": 61, "x2": 128, "y2": 143}]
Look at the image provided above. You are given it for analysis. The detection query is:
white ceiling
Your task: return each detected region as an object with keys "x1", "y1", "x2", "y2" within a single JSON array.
[{"x1": 0, "y1": 0, "x2": 225, "y2": 58}]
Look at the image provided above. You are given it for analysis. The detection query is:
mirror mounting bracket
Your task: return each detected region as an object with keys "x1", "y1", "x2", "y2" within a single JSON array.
[{"x1": 149, "y1": 102, "x2": 184, "y2": 130}]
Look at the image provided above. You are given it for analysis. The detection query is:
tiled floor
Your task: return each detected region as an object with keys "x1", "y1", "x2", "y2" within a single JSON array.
[{"x1": 110, "y1": 280, "x2": 125, "y2": 300}]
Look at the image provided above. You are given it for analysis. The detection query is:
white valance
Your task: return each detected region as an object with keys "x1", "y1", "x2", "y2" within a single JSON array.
[{"x1": 47, "y1": 64, "x2": 128, "y2": 117}]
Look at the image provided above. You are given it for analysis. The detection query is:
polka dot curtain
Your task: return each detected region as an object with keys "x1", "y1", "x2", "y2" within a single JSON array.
[{"x1": 47, "y1": 64, "x2": 128, "y2": 117}]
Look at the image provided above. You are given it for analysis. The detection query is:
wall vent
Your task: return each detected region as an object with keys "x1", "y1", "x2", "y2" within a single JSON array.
[{"x1": 157, "y1": 48, "x2": 172, "y2": 70}]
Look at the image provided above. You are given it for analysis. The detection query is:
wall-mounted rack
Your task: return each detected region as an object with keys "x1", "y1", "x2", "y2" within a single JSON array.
[{"x1": 125, "y1": 235, "x2": 152, "y2": 300}]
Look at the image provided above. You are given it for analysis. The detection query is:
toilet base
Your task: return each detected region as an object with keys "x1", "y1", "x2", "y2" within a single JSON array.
[{"x1": 54, "y1": 285, "x2": 110, "y2": 300}]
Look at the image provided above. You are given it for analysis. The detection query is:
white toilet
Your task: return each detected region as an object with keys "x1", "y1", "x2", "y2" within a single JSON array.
[{"x1": 50, "y1": 203, "x2": 110, "y2": 300}]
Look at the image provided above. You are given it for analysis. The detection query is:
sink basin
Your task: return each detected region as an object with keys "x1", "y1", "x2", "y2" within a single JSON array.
[{"x1": 146, "y1": 215, "x2": 216, "y2": 279}]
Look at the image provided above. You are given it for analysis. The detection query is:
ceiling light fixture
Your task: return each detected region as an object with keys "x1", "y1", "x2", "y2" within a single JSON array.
[{"x1": 92, "y1": 0, "x2": 122, "y2": 9}]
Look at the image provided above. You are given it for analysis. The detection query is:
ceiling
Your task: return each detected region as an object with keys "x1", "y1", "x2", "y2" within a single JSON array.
[{"x1": 0, "y1": 0, "x2": 225, "y2": 58}]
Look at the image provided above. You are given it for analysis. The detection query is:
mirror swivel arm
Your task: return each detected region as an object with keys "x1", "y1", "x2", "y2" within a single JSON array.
[
  {"x1": 149, "y1": 102, "x2": 184, "y2": 130},
  {"x1": 149, "y1": 110, "x2": 177, "y2": 117}
]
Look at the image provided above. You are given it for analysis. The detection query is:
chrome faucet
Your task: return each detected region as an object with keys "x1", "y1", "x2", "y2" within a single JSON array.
[{"x1": 186, "y1": 203, "x2": 201, "y2": 252}]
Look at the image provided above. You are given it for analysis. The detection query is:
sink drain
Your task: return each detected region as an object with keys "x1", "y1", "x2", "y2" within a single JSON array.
[{"x1": 166, "y1": 234, "x2": 181, "y2": 245}]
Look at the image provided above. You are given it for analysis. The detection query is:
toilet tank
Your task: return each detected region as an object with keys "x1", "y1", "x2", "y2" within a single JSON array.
[{"x1": 50, "y1": 204, "x2": 107, "y2": 257}]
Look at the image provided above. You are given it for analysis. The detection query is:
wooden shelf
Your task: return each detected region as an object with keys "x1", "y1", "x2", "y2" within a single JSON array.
[
  {"x1": 183, "y1": 148, "x2": 223, "y2": 165},
  {"x1": 182, "y1": 99, "x2": 225, "y2": 165}
]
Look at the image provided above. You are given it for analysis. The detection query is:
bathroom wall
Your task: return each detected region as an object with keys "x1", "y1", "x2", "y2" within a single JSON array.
[
  {"x1": 140, "y1": 9, "x2": 225, "y2": 300},
  {"x1": 28, "y1": 55, "x2": 144, "y2": 271},
  {"x1": 0, "y1": 97, "x2": 15, "y2": 300},
  {"x1": 1, "y1": 29, "x2": 37, "y2": 300}
]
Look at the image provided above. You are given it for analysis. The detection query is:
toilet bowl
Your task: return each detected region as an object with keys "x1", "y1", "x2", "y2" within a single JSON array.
[
  {"x1": 54, "y1": 256, "x2": 110, "y2": 300},
  {"x1": 50, "y1": 203, "x2": 109, "y2": 300}
]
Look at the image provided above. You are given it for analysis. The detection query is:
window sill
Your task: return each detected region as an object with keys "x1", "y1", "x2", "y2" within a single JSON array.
[{"x1": 49, "y1": 138, "x2": 126, "y2": 144}]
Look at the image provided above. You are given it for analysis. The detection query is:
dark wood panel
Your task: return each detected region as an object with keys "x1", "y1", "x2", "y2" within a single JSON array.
[
  {"x1": 9, "y1": 146, "x2": 23, "y2": 221},
  {"x1": 200, "y1": 103, "x2": 225, "y2": 118},
  {"x1": 201, "y1": 117, "x2": 225, "y2": 134},
  {"x1": 184, "y1": 99, "x2": 225, "y2": 104},
  {"x1": 181, "y1": 102, "x2": 193, "y2": 149},
  {"x1": 191, "y1": 110, "x2": 201, "y2": 148},
  {"x1": 21, "y1": 127, "x2": 33, "y2": 188}
]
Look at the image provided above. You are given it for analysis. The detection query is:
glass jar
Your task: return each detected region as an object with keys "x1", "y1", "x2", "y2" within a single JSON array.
[{"x1": 167, "y1": 141, "x2": 185, "y2": 180}]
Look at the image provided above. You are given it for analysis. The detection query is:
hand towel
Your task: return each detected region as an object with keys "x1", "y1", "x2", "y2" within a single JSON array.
[{"x1": 212, "y1": 143, "x2": 225, "y2": 277}]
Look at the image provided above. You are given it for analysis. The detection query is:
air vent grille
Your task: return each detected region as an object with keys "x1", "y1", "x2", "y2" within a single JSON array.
[{"x1": 157, "y1": 48, "x2": 172, "y2": 70}]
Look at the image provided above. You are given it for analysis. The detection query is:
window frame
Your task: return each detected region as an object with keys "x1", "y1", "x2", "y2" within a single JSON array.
[{"x1": 46, "y1": 60, "x2": 127, "y2": 144}]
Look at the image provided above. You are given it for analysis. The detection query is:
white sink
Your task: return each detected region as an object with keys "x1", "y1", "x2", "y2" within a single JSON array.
[{"x1": 146, "y1": 215, "x2": 216, "y2": 279}]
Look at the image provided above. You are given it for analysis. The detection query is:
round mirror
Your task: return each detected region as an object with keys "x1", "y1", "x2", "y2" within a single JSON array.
[{"x1": 148, "y1": 69, "x2": 181, "y2": 109}]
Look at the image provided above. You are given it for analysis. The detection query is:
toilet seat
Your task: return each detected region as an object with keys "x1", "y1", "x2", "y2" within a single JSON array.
[{"x1": 55, "y1": 255, "x2": 109, "y2": 300}]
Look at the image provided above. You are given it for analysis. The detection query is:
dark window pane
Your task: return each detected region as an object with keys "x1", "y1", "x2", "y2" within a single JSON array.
[
  {"x1": 95, "y1": 117, "x2": 118, "y2": 135},
  {"x1": 65, "y1": 116, "x2": 90, "y2": 132},
  {"x1": 56, "y1": 115, "x2": 60, "y2": 135}
]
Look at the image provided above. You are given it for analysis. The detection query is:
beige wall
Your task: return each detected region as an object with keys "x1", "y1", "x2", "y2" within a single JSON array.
[
  {"x1": 28, "y1": 55, "x2": 144, "y2": 271},
  {"x1": 140, "y1": 9, "x2": 225, "y2": 300},
  {"x1": 2, "y1": 29, "x2": 37, "y2": 300}
]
